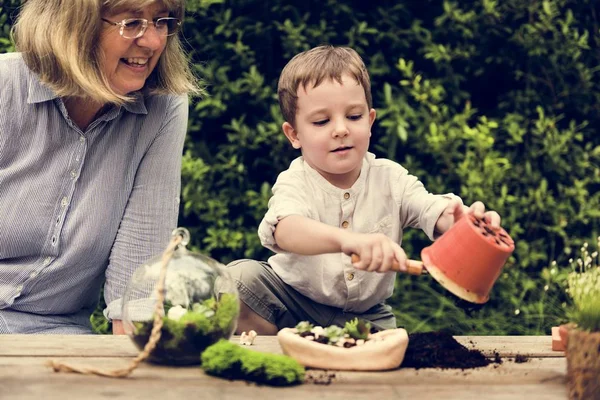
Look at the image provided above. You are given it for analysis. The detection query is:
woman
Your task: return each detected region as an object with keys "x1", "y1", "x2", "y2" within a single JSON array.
[{"x1": 0, "y1": 0, "x2": 201, "y2": 334}]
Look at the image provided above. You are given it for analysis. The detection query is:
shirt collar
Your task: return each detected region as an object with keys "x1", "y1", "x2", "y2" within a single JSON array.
[
  {"x1": 121, "y1": 92, "x2": 148, "y2": 115},
  {"x1": 301, "y1": 152, "x2": 373, "y2": 196},
  {"x1": 26, "y1": 72, "x2": 148, "y2": 115},
  {"x1": 27, "y1": 73, "x2": 58, "y2": 104}
]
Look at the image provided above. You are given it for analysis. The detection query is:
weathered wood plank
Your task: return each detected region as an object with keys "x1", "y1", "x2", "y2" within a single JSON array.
[
  {"x1": 0, "y1": 356, "x2": 567, "y2": 383},
  {"x1": 455, "y1": 336, "x2": 561, "y2": 358},
  {"x1": 0, "y1": 335, "x2": 276, "y2": 357},
  {"x1": 0, "y1": 334, "x2": 560, "y2": 358},
  {"x1": 0, "y1": 356, "x2": 568, "y2": 400},
  {"x1": 0, "y1": 332, "x2": 567, "y2": 400},
  {"x1": 0, "y1": 380, "x2": 568, "y2": 400},
  {"x1": 0, "y1": 334, "x2": 139, "y2": 357}
]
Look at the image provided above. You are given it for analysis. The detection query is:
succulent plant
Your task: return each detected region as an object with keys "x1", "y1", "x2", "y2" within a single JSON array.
[
  {"x1": 295, "y1": 321, "x2": 314, "y2": 334},
  {"x1": 344, "y1": 318, "x2": 371, "y2": 340}
]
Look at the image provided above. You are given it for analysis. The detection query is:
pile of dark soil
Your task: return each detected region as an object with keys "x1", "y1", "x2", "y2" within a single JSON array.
[{"x1": 402, "y1": 332, "x2": 491, "y2": 370}]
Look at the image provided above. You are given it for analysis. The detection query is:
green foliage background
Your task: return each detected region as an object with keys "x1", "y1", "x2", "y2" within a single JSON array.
[{"x1": 2, "y1": 0, "x2": 600, "y2": 335}]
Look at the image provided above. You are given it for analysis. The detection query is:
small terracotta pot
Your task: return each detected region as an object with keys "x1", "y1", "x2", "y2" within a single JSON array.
[
  {"x1": 277, "y1": 328, "x2": 409, "y2": 371},
  {"x1": 559, "y1": 323, "x2": 575, "y2": 352},
  {"x1": 422, "y1": 214, "x2": 515, "y2": 304},
  {"x1": 566, "y1": 329, "x2": 600, "y2": 400}
]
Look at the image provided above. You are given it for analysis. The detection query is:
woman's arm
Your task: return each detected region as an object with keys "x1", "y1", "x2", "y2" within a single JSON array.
[{"x1": 103, "y1": 95, "x2": 189, "y2": 331}]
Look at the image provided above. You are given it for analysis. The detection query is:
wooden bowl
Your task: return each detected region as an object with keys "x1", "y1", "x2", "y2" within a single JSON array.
[{"x1": 277, "y1": 327, "x2": 409, "y2": 371}]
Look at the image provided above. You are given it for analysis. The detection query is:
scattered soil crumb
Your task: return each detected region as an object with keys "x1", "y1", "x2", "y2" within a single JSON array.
[
  {"x1": 402, "y1": 332, "x2": 490, "y2": 370},
  {"x1": 514, "y1": 354, "x2": 529, "y2": 363},
  {"x1": 305, "y1": 370, "x2": 336, "y2": 385},
  {"x1": 493, "y1": 352, "x2": 503, "y2": 364}
]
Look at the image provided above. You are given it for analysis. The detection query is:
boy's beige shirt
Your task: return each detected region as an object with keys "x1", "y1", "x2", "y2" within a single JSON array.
[{"x1": 258, "y1": 152, "x2": 459, "y2": 313}]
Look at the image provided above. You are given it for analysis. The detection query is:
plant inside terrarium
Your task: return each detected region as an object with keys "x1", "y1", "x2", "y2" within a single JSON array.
[
  {"x1": 565, "y1": 240, "x2": 600, "y2": 332},
  {"x1": 130, "y1": 293, "x2": 239, "y2": 365}
]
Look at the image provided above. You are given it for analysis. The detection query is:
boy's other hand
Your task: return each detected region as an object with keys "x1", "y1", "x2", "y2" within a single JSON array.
[
  {"x1": 436, "y1": 198, "x2": 502, "y2": 235},
  {"x1": 467, "y1": 200, "x2": 501, "y2": 227},
  {"x1": 343, "y1": 232, "x2": 408, "y2": 273}
]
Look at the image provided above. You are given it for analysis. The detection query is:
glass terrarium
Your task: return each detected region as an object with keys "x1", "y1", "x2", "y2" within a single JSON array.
[{"x1": 122, "y1": 228, "x2": 239, "y2": 365}]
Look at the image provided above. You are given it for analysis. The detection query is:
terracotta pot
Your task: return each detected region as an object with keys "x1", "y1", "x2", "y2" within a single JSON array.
[
  {"x1": 422, "y1": 214, "x2": 514, "y2": 304},
  {"x1": 566, "y1": 329, "x2": 600, "y2": 400},
  {"x1": 559, "y1": 323, "x2": 575, "y2": 352},
  {"x1": 277, "y1": 328, "x2": 409, "y2": 371}
]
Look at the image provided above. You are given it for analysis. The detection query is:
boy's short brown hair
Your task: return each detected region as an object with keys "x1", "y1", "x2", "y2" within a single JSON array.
[{"x1": 277, "y1": 45, "x2": 372, "y2": 125}]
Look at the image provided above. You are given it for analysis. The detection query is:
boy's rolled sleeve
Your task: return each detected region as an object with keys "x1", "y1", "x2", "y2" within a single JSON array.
[
  {"x1": 258, "y1": 171, "x2": 312, "y2": 253},
  {"x1": 396, "y1": 168, "x2": 462, "y2": 240},
  {"x1": 422, "y1": 194, "x2": 462, "y2": 240}
]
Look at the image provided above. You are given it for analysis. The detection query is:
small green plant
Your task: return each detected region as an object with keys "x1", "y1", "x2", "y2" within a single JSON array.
[
  {"x1": 565, "y1": 240, "x2": 600, "y2": 332},
  {"x1": 323, "y1": 325, "x2": 345, "y2": 344},
  {"x1": 294, "y1": 321, "x2": 314, "y2": 335},
  {"x1": 343, "y1": 318, "x2": 371, "y2": 340}
]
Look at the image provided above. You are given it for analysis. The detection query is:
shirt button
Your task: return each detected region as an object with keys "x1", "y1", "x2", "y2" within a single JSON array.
[
  {"x1": 70, "y1": 170, "x2": 77, "y2": 178},
  {"x1": 16, "y1": 284, "x2": 23, "y2": 292},
  {"x1": 79, "y1": 136, "x2": 85, "y2": 143},
  {"x1": 344, "y1": 192, "x2": 350, "y2": 200},
  {"x1": 30, "y1": 271, "x2": 39, "y2": 278},
  {"x1": 347, "y1": 273, "x2": 355, "y2": 281},
  {"x1": 342, "y1": 221, "x2": 349, "y2": 229},
  {"x1": 43, "y1": 257, "x2": 52, "y2": 265},
  {"x1": 61, "y1": 197, "x2": 68, "y2": 207}
]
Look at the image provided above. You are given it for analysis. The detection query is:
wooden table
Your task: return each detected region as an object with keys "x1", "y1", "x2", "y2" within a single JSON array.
[{"x1": 0, "y1": 335, "x2": 567, "y2": 399}]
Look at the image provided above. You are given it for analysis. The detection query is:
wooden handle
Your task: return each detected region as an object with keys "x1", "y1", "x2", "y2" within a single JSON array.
[{"x1": 350, "y1": 254, "x2": 425, "y2": 275}]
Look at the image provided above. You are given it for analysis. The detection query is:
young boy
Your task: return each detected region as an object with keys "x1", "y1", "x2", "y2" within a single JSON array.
[{"x1": 227, "y1": 45, "x2": 501, "y2": 334}]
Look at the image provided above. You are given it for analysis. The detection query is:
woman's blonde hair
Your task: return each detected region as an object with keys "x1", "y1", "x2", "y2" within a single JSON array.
[
  {"x1": 13, "y1": 0, "x2": 202, "y2": 105},
  {"x1": 277, "y1": 45, "x2": 373, "y2": 126}
]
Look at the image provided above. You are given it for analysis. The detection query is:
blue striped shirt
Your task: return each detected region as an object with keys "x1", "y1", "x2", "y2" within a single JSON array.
[{"x1": 0, "y1": 52, "x2": 188, "y2": 333}]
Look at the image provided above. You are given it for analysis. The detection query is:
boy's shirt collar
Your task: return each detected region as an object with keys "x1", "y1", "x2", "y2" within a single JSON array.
[{"x1": 298, "y1": 152, "x2": 374, "y2": 196}]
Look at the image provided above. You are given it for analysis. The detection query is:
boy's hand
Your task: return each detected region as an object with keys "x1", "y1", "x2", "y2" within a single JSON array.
[
  {"x1": 342, "y1": 232, "x2": 408, "y2": 273},
  {"x1": 435, "y1": 198, "x2": 502, "y2": 235}
]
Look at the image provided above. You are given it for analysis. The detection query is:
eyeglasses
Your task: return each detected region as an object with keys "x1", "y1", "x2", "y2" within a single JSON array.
[{"x1": 101, "y1": 17, "x2": 181, "y2": 39}]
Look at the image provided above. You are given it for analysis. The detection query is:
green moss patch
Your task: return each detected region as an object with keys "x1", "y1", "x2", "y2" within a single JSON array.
[{"x1": 201, "y1": 340, "x2": 305, "y2": 386}]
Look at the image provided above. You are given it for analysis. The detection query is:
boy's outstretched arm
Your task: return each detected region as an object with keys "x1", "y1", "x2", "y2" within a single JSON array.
[
  {"x1": 435, "y1": 198, "x2": 502, "y2": 236},
  {"x1": 274, "y1": 215, "x2": 347, "y2": 255},
  {"x1": 274, "y1": 215, "x2": 408, "y2": 273}
]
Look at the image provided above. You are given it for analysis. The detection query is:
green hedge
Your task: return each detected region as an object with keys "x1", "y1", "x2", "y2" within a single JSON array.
[{"x1": 2, "y1": 0, "x2": 599, "y2": 334}]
